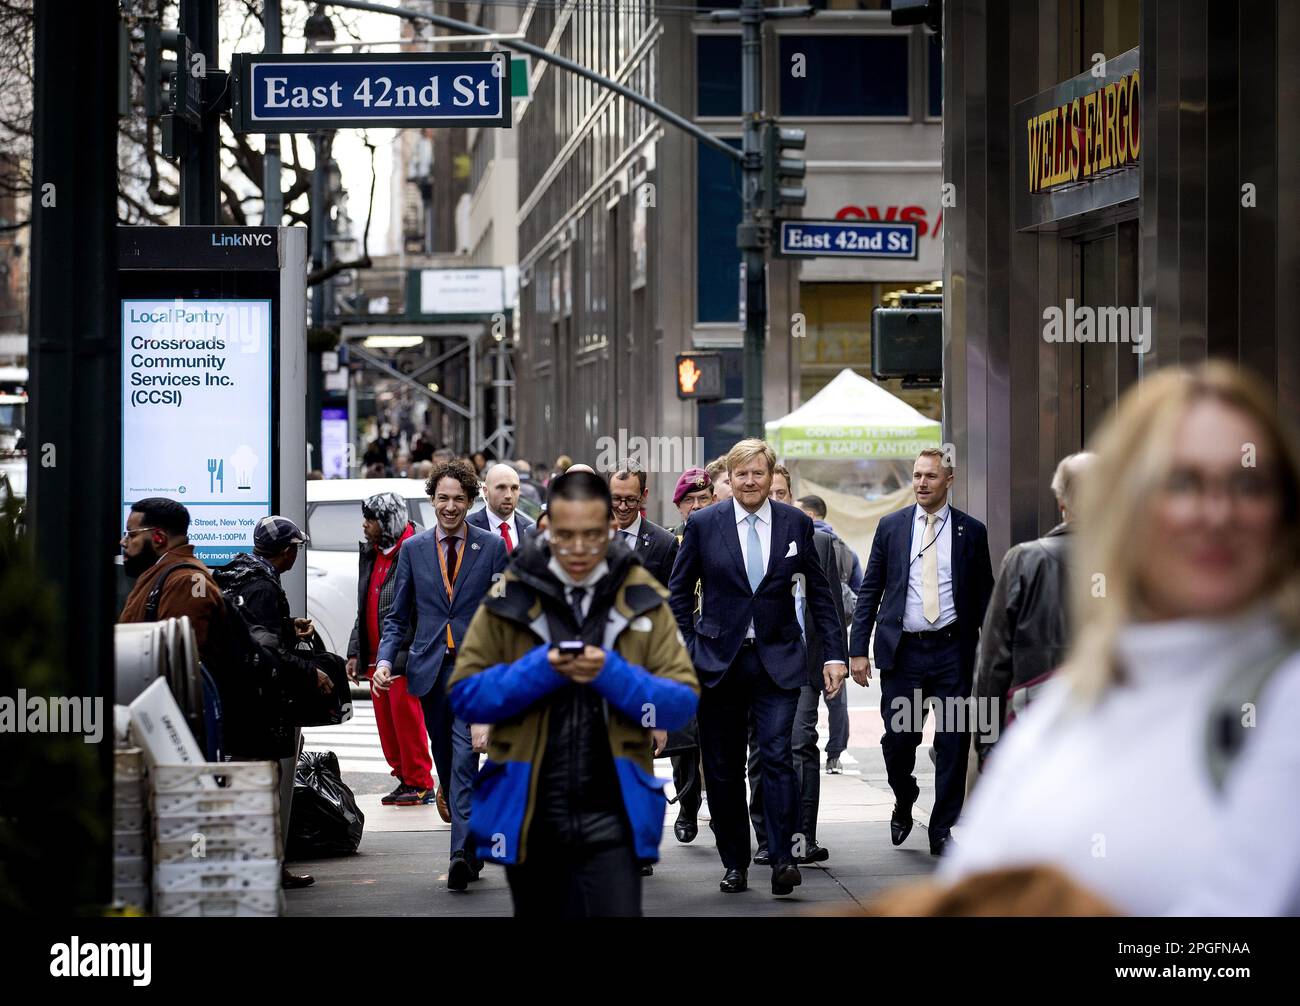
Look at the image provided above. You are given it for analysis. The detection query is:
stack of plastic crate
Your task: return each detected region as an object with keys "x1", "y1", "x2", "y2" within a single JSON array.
[
  {"x1": 150, "y1": 762, "x2": 282, "y2": 917},
  {"x1": 112, "y1": 747, "x2": 150, "y2": 911}
]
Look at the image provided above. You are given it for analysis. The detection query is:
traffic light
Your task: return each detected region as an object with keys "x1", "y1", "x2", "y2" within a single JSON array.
[
  {"x1": 144, "y1": 22, "x2": 201, "y2": 156},
  {"x1": 760, "y1": 120, "x2": 807, "y2": 215},
  {"x1": 675, "y1": 352, "x2": 724, "y2": 401},
  {"x1": 871, "y1": 303, "x2": 943, "y2": 386}
]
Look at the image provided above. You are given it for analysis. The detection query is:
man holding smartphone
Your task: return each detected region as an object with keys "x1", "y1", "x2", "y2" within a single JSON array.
[{"x1": 449, "y1": 470, "x2": 699, "y2": 917}]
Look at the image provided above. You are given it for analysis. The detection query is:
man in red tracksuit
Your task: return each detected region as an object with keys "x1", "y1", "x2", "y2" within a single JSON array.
[{"x1": 346, "y1": 492, "x2": 441, "y2": 810}]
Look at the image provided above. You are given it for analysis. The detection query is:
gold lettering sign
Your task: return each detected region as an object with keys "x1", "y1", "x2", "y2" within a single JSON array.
[{"x1": 1027, "y1": 70, "x2": 1140, "y2": 194}]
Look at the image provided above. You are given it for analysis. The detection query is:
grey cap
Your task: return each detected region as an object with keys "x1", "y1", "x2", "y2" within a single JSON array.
[{"x1": 254, "y1": 515, "x2": 309, "y2": 553}]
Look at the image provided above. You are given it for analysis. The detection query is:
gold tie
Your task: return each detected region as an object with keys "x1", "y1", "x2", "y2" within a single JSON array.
[{"x1": 922, "y1": 513, "x2": 940, "y2": 623}]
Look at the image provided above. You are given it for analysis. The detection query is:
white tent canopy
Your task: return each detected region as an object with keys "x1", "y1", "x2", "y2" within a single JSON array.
[{"x1": 765, "y1": 367, "x2": 940, "y2": 459}]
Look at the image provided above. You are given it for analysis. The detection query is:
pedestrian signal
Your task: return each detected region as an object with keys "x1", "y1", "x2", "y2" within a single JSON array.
[{"x1": 675, "y1": 353, "x2": 723, "y2": 401}]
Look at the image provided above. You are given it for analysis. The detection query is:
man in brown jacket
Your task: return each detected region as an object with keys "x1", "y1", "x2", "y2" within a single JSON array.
[{"x1": 118, "y1": 497, "x2": 223, "y2": 663}]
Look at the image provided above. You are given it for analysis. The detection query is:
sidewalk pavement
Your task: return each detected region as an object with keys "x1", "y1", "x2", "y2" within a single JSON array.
[{"x1": 284, "y1": 761, "x2": 943, "y2": 917}]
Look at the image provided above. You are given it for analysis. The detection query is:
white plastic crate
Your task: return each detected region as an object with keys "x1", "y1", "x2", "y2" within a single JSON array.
[
  {"x1": 114, "y1": 747, "x2": 146, "y2": 782},
  {"x1": 153, "y1": 889, "x2": 280, "y2": 918},
  {"x1": 155, "y1": 858, "x2": 280, "y2": 894},
  {"x1": 113, "y1": 830, "x2": 148, "y2": 858},
  {"x1": 116, "y1": 778, "x2": 147, "y2": 807},
  {"x1": 153, "y1": 813, "x2": 278, "y2": 845},
  {"x1": 114, "y1": 803, "x2": 148, "y2": 832},
  {"x1": 152, "y1": 787, "x2": 277, "y2": 818},
  {"x1": 154, "y1": 833, "x2": 279, "y2": 864},
  {"x1": 151, "y1": 762, "x2": 278, "y2": 793},
  {"x1": 113, "y1": 855, "x2": 149, "y2": 886},
  {"x1": 112, "y1": 882, "x2": 150, "y2": 910}
]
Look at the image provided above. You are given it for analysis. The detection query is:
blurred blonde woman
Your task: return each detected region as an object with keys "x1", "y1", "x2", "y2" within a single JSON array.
[{"x1": 940, "y1": 362, "x2": 1300, "y2": 915}]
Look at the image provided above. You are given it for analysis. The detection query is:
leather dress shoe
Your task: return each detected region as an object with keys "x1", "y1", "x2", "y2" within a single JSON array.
[
  {"x1": 640, "y1": 863, "x2": 654, "y2": 876},
  {"x1": 771, "y1": 863, "x2": 802, "y2": 896},
  {"x1": 435, "y1": 786, "x2": 451, "y2": 824},
  {"x1": 281, "y1": 868, "x2": 314, "y2": 889},
  {"x1": 890, "y1": 803, "x2": 914, "y2": 847},
  {"x1": 447, "y1": 852, "x2": 473, "y2": 891},
  {"x1": 719, "y1": 868, "x2": 748, "y2": 893},
  {"x1": 753, "y1": 847, "x2": 771, "y2": 866},
  {"x1": 930, "y1": 834, "x2": 955, "y2": 857},
  {"x1": 674, "y1": 817, "x2": 698, "y2": 844},
  {"x1": 798, "y1": 843, "x2": 830, "y2": 864}
]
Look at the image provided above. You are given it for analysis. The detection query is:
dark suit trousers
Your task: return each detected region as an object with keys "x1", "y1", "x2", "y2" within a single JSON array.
[
  {"x1": 505, "y1": 837, "x2": 641, "y2": 917},
  {"x1": 879, "y1": 633, "x2": 969, "y2": 838},
  {"x1": 698, "y1": 643, "x2": 800, "y2": 870},
  {"x1": 671, "y1": 751, "x2": 702, "y2": 821},
  {"x1": 825, "y1": 684, "x2": 849, "y2": 759},
  {"x1": 748, "y1": 683, "x2": 822, "y2": 850},
  {"x1": 419, "y1": 652, "x2": 477, "y2": 859}
]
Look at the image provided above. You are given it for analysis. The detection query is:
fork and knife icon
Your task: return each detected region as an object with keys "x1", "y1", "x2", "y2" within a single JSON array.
[{"x1": 207, "y1": 458, "x2": 224, "y2": 493}]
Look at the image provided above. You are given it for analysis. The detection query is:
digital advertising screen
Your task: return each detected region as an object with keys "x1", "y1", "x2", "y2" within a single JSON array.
[{"x1": 121, "y1": 298, "x2": 274, "y2": 565}]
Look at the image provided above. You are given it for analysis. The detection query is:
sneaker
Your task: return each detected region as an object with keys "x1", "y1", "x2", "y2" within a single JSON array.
[
  {"x1": 825, "y1": 757, "x2": 843, "y2": 775},
  {"x1": 381, "y1": 783, "x2": 410, "y2": 805},
  {"x1": 393, "y1": 785, "x2": 432, "y2": 806}
]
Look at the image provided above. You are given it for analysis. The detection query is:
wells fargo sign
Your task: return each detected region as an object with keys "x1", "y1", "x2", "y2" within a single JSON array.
[
  {"x1": 1026, "y1": 70, "x2": 1140, "y2": 193},
  {"x1": 1014, "y1": 47, "x2": 1140, "y2": 230}
]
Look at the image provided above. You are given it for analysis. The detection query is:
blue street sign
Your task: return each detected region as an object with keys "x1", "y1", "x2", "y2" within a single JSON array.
[
  {"x1": 231, "y1": 52, "x2": 512, "y2": 132},
  {"x1": 775, "y1": 219, "x2": 919, "y2": 259}
]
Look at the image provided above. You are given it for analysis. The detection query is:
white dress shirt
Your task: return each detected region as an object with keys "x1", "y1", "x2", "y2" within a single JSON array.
[
  {"x1": 734, "y1": 498, "x2": 772, "y2": 638},
  {"x1": 620, "y1": 514, "x2": 642, "y2": 549},
  {"x1": 903, "y1": 502, "x2": 957, "y2": 631},
  {"x1": 939, "y1": 605, "x2": 1300, "y2": 916},
  {"x1": 486, "y1": 507, "x2": 520, "y2": 549},
  {"x1": 546, "y1": 556, "x2": 610, "y2": 620}
]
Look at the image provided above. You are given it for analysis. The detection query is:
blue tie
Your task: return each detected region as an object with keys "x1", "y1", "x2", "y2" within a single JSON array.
[{"x1": 745, "y1": 513, "x2": 764, "y2": 593}]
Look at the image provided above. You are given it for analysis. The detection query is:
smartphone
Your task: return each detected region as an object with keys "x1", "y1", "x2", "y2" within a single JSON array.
[{"x1": 554, "y1": 639, "x2": 585, "y2": 657}]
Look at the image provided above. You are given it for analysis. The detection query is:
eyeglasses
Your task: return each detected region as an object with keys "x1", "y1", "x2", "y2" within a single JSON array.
[
  {"x1": 610, "y1": 495, "x2": 642, "y2": 509},
  {"x1": 1162, "y1": 468, "x2": 1277, "y2": 506},
  {"x1": 547, "y1": 529, "x2": 609, "y2": 555},
  {"x1": 120, "y1": 526, "x2": 159, "y2": 542}
]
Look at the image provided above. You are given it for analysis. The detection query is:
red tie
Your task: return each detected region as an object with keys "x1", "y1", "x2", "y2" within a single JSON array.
[{"x1": 498, "y1": 521, "x2": 514, "y2": 553}]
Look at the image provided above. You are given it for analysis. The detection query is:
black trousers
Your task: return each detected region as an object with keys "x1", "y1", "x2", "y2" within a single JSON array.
[
  {"x1": 698, "y1": 642, "x2": 800, "y2": 870},
  {"x1": 879, "y1": 631, "x2": 969, "y2": 839},
  {"x1": 671, "y1": 750, "x2": 702, "y2": 821},
  {"x1": 505, "y1": 839, "x2": 642, "y2": 917}
]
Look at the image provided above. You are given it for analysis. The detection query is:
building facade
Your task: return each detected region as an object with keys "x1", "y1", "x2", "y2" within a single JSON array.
[
  {"x1": 944, "y1": 0, "x2": 1300, "y2": 560},
  {"x1": 513, "y1": 0, "x2": 942, "y2": 521}
]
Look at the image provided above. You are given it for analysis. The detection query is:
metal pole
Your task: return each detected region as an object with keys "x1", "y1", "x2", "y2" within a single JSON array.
[
  {"x1": 27, "y1": 0, "x2": 120, "y2": 910},
  {"x1": 263, "y1": 0, "x2": 284, "y2": 225},
  {"x1": 310, "y1": 132, "x2": 327, "y2": 330},
  {"x1": 740, "y1": 0, "x2": 767, "y2": 439},
  {"x1": 180, "y1": 0, "x2": 220, "y2": 224}
]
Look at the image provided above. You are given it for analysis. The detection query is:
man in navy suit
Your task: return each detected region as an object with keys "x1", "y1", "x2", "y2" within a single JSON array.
[
  {"x1": 607, "y1": 460, "x2": 679, "y2": 587},
  {"x1": 467, "y1": 462, "x2": 536, "y2": 555},
  {"x1": 375, "y1": 459, "x2": 509, "y2": 890},
  {"x1": 668, "y1": 439, "x2": 847, "y2": 896},
  {"x1": 849, "y1": 448, "x2": 994, "y2": 856}
]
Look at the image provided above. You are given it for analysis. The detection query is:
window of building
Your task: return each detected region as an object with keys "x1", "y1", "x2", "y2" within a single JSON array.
[
  {"x1": 696, "y1": 137, "x2": 743, "y2": 323},
  {"x1": 778, "y1": 34, "x2": 909, "y2": 117},
  {"x1": 697, "y1": 34, "x2": 743, "y2": 117}
]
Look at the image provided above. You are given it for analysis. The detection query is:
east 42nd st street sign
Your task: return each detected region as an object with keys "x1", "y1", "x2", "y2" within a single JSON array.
[{"x1": 231, "y1": 51, "x2": 512, "y2": 132}]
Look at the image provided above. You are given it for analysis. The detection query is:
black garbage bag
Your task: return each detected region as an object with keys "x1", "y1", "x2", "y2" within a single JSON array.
[{"x1": 287, "y1": 750, "x2": 365, "y2": 858}]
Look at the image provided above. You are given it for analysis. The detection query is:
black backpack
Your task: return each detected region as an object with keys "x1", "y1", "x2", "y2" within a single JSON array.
[{"x1": 145, "y1": 562, "x2": 293, "y2": 760}]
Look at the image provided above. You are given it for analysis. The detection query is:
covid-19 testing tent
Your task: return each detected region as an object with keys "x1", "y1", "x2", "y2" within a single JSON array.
[{"x1": 765, "y1": 367, "x2": 941, "y2": 563}]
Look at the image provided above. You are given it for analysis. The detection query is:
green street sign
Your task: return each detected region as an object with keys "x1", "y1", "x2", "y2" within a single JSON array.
[{"x1": 511, "y1": 55, "x2": 530, "y2": 99}]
